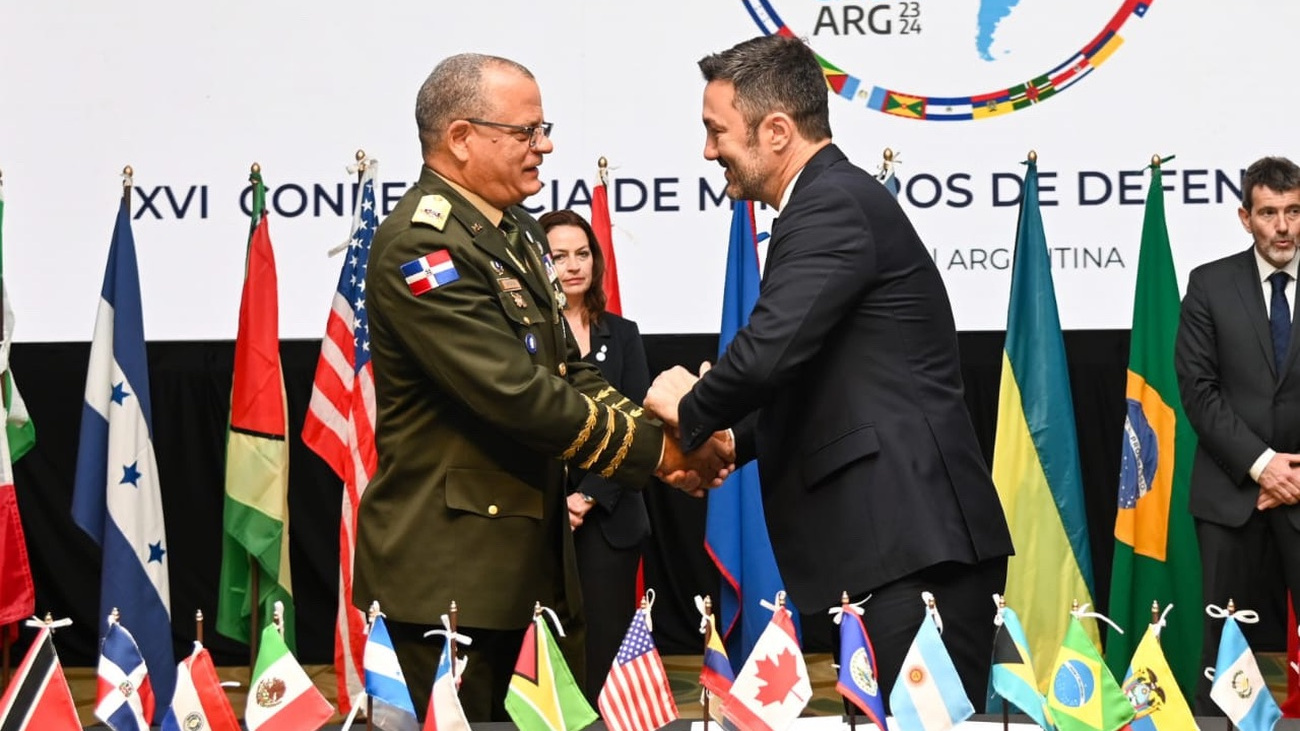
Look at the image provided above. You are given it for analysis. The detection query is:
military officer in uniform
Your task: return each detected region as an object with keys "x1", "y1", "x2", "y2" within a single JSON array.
[{"x1": 354, "y1": 53, "x2": 732, "y2": 721}]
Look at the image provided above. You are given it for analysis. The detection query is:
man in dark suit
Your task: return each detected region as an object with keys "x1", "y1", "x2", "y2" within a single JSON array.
[
  {"x1": 644, "y1": 34, "x2": 1013, "y2": 708},
  {"x1": 356, "y1": 53, "x2": 731, "y2": 721},
  {"x1": 1175, "y1": 155, "x2": 1300, "y2": 711}
]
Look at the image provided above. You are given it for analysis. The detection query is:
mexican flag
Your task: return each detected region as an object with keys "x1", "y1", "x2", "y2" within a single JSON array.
[{"x1": 245, "y1": 613, "x2": 333, "y2": 731}]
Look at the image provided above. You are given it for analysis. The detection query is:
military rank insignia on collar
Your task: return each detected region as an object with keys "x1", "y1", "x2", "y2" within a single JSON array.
[
  {"x1": 411, "y1": 194, "x2": 451, "y2": 231},
  {"x1": 401, "y1": 250, "x2": 459, "y2": 295}
]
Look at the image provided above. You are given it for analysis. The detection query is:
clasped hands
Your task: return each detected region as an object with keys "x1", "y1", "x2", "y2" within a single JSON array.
[
  {"x1": 647, "y1": 363, "x2": 735, "y2": 497},
  {"x1": 1257, "y1": 451, "x2": 1300, "y2": 510}
]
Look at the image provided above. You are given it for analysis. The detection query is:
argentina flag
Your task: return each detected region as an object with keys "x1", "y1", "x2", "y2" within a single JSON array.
[{"x1": 72, "y1": 198, "x2": 174, "y2": 721}]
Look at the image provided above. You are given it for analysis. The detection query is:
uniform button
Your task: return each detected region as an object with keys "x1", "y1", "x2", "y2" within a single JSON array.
[
  {"x1": 523, "y1": 316, "x2": 532, "y2": 325},
  {"x1": 487, "y1": 504, "x2": 499, "y2": 516},
  {"x1": 558, "y1": 363, "x2": 567, "y2": 376}
]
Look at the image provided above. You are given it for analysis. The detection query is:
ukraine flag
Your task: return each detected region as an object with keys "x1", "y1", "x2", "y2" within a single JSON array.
[{"x1": 992, "y1": 157, "x2": 1096, "y2": 688}]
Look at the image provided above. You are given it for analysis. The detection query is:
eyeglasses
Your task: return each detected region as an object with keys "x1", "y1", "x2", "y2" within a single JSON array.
[{"x1": 463, "y1": 118, "x2": 554, "y2": 148}]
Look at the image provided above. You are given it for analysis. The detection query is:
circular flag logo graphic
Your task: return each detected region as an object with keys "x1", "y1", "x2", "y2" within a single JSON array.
[
  {"x1": 1052, "y1": 659, "x2": 1096, "y2": 707},
  {"x1": 742, "y1": 0, "x2": 1153, "y2": 120}
]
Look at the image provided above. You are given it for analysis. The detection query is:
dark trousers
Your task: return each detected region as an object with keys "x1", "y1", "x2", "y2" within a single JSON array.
[
  {"x1": 1194, "y1": 510, "x2": 1300, "y2": 714},
  {"x1": 830, "y1": 557, "x2": 1009, "y2": 713},
  {"x1": 573, "y1": 521, "x2": 642, "y2": 707}
]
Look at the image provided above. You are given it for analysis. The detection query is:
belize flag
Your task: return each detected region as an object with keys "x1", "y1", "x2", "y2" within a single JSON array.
[{"x1": 72, "y1": 198, "x2": 174, "y2": 721}]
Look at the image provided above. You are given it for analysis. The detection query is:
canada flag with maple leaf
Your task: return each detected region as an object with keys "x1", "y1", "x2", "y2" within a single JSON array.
[{"x1": 723, "y1": 596, "x2": 811, "y2": 731}]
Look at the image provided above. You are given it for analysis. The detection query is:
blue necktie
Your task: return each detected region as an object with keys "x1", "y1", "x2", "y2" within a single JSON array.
[{"x1": 1269, "y1": 270, "x2": 1291, "y2": 373}]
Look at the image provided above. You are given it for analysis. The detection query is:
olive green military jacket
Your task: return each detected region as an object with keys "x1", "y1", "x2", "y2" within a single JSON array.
[{"x1": 353, "y1": 167, "x2": 663, "y2": 630}]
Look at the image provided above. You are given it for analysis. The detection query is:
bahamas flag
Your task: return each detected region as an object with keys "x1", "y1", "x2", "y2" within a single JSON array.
[
  {"x1": 1105, "y1": 158, "x2": 1202, "y2": 699},
  {"x1": 504, "y1": 613, "x2": 597, "y2": 731},
  {"x1": 992, "y1": 157, "x2": 1095, "y2": 685},
  {"x1": 1122, "y1": 621, "x2": 1196, "y2": 731},
  {"x1": 990, "y1": 603, "x2": 1051, "y2": 729},
  {"x1": 1048, "y1": 615, "x2": 1133, "y2": 731},
  {"x1": 706, "y1": 200, "x2": 793, "y2": 669},
  {"x1": 217, "y1": 169, "x2": 295, "y2": 648}
]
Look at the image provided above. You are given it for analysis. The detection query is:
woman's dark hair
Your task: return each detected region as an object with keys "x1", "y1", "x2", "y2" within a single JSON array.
[{"x1": 539, "y1": 209, "x2": 607, "y2": 320}]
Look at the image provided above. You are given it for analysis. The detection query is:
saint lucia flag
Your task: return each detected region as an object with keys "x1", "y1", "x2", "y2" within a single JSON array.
[
  {"x1": 992, "y1": 157, "x2": 1095, "y2": 687},
  {"x1": 364, "y1": 615, "x2": 419, "y2": 731},
  {"x1": 71, "y1": 198, "x2": 174, "y2": 721}
]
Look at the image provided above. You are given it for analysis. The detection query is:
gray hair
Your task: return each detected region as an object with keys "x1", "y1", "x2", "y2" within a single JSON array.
[
  {"x1": 698, "y1": 35, "x2": 831, "y2": 142},
  {"x1": 415, "y1": 53, "x2": 534, "y2": 154}
]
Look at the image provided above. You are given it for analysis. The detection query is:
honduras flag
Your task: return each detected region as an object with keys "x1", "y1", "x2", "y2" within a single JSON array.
[
  {"x1": 365, "y1": 616, "x2": 418, "y2": 731},
  {"x1": 706, "y1": 200, "x2": 795, "y2": 671},
  {"x1": 94, "y1": 620, "x2": 156, "y2": 731},
  {"x1": 72, "y1": 199, "x2": 174, "y2": 721}
]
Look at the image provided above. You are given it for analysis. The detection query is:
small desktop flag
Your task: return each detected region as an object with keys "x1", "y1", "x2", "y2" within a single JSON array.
[
  {"x1": 726, "y1": 595, "x2": 811, "y2": 731},
  {"x1": 1048, "y1": 613, "x2": 1133, "y2": 731},
  {"x1": 245, "y1": 605, "x2": 334, "y2": 731},
  {"x1": 598, "y1": 599, "x2": 678, "y2": 731},
  {"x1": 424, "y1": 633, "x2": 471, "y2": 731},
  {"x1": 1209, "y1": 611, "x2": 1281, "y2": 731},
  {"x1": 95, "y1": 618, "x2": 156, "y2": 731},
  {"x1": 0, "y1": 624, "x2": 81, "y2": 730},
  {"x1": 990, "y1": 599, "x2": 1051, "y2": 729},
  {"x1": 697, "y1": 596, "x2": 735, "y2": 727},
  {"x1": 365, "y1": 614, "x2": 419, "y2": 731},
  {"x1": 161, "y1": 642, "x2": 241, "y2": 731},
  {"x1": 505, "y1": 609, "x2": 598, "y2": 731},
  {"x1": 889, "y1": 593, "x2": 974, "y2": 731},
  {"x1": 1122, "y1": 615, "x2": 1195, "y2": 731},
  {"x1": 832, "y1": 596, "x2": 886, "y2": 729}
]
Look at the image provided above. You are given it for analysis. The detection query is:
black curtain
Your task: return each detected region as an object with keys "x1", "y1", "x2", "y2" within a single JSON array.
[{"x1": 8, "y1": 330, "x2": 1132, "y2": 666}]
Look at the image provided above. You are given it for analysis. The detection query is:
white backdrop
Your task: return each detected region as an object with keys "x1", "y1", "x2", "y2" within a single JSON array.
[{"x1": 0, "y1": 0, "x2": 1288, "y2": 340}]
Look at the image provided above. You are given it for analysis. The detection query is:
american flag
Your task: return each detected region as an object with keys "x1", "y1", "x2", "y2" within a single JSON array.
[
  {"x1": 597, "y1": 606, "x2": 678, "y2": 731},
  {"x1": 301, "y1": 161, "x2": 379, "y2": 713}
]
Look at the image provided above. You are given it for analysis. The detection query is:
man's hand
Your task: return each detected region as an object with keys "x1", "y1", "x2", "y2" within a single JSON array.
[
  {"x1": 656, "y1": 429, "x2": 735, "y2": 497},
  {"x1": 1257, "y1": 452, "x2": 1300, "y2": 508},
  {"x1": 566, "y1": 492, "x2": 594, "y2": 530},
  {"x1": 645, "y1": 363, "x2": 710, "y2": 428}
]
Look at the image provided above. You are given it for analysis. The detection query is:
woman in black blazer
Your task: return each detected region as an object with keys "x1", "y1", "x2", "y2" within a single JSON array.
[{"x1": 539, "y1": 209, "x2": 653, "y2": 705}]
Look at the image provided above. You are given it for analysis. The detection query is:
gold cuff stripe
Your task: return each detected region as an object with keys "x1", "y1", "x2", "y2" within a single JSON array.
[
  {"x1": 593, "y1": 386, "x2": 616, "y2": 403},
  {"x1": 601, "y1": 411, "x2": 637, "y2": 478},
  {"x1": 580, "y1": 405, "x2": 618, "y2": 470},
  {"x1": 561, "y1": 396, "x2": 599, "y2": 461}
]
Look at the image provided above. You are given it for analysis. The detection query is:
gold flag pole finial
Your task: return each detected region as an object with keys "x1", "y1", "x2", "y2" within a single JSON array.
[
  {"x1": 356, "y1": 148, "x2": 367, "y2": 168},
  {"x1": 196, "y1": 609, "x2": 205, "y2": 645},
  {"x1": 1152, "y1": 154, "x2": 1162, "y2": 168},
  {"x1": 251, "y1": 162, "x2": 261, "y2": 175},
  {"x1": 882, "y1": 148, "x2": 894, "y2": 164},
  {"x1": 840, "y1": 590, "x2": 851, "y2": 607},
  {"x1": 598, "y1": 156, "x2": 609, "y2": 187},
  {"x1": 1226, "y1": 598, "x2": 1236, "y2": 615},
  {"x1": 997, "y1": 594, "x2": 1006, "y2": 610},
  {"x1": 1027, "y1": 150, "x2": 1038, "y2": 164},
  {"x1": 533, "y1": 601, "x2": 543, "y2": 618},
  {"x1": 1150, "y1": 601, "x2": 1160, "y2": 625}
]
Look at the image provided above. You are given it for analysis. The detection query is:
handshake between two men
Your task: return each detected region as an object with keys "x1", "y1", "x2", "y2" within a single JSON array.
[{"x1": 646, "y1": 363, "x2": 736, "y2": 497}]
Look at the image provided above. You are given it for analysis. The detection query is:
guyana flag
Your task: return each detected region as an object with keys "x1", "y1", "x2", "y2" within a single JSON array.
[
  {"x1": 216, "y1": 170, "x2": 295, "y2": 648},
  {"x1": 505, "y1": 614, "x2": 597, "y2": 731},
  {"x1": 1104, "y1": 159, "x2": 1202, "y2": 699}
]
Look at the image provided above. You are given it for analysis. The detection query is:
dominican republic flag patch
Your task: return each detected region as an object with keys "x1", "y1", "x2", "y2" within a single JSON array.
[{"x1": 402, "y1": 249, "x2": 460, "y2": 295}]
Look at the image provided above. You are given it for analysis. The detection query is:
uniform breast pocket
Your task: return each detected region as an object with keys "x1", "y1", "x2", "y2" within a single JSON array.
[{"x1": 497, "y1": 290, "x2": 543, "y2": 328}]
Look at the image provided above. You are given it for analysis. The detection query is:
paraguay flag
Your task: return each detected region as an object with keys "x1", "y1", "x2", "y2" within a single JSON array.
[
  {"x1": 94, "y1": 620, "x2": 156, "y2": 731},
  {"x1": 72, "y1": 198, "x2": 174, "y2": 722},
  {"x1": 161, "y1": 642, "x2": 240, "y2": 731},
  {"x1": 365, "y1": 615, "x2": 419, "y2": 731}
]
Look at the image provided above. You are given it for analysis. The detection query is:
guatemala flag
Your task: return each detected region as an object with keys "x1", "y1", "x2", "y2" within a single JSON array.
[
  {"x1": 365, "y1": 615, "x2": 419, "y2": 731},
  {"x1": 94, "y1": 620, "x2": 156, "y2": 731},
  {"x1": 72, "y1": 198, "x2": 174, "y2": 721}
]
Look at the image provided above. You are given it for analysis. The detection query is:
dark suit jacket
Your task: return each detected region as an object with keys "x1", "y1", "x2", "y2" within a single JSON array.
[
  {"x1": 355, "y1": 167, "x2": 664, "y2": 631},
  {"x1": 573, "y1": 312, "x2": 652, "y2": 548},
  {"x1": 677, "y1": 144, "x2": 1013, "y2": 612},
  {"x1": 1175, "y1": 247, "x2": 1300, "y2": 531}
]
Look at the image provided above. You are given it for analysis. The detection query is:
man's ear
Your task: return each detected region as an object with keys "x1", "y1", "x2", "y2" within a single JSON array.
[
  {"x1": 765, "y1": 112, "x2": 795, "y2": 152},
  {"x1": 446, "y1": 120, "x2": 473, "y2": 163}
]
